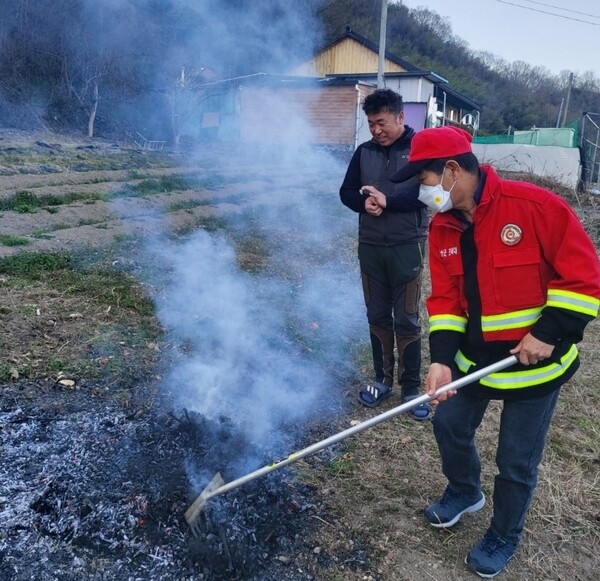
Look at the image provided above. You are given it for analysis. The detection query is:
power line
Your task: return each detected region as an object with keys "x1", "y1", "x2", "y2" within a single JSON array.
[
  {"x1": 519, "y1": 0, "x2": 600, "y2": 20},
  {"x1": 492, "y1": 0, "x2": 600, "y2": 24}
]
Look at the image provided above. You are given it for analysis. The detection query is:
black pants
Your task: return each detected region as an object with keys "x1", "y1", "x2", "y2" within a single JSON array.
[
  {"x1": 358, "y1": 242, "x2": 424, "y2": 394},
  {"x1": 433, "y1": 386, "x2": 561, "y2": 543}
]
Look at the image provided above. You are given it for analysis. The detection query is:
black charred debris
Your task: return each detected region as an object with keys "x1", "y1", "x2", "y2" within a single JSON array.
[{"x1": 0, "y1": 381, "x2": 377, "y2": 581}]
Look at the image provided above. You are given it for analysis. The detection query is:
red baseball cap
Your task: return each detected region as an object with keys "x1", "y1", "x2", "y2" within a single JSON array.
[{"x1": 391, "y1": 126, "x2": 473, "y2": 183}]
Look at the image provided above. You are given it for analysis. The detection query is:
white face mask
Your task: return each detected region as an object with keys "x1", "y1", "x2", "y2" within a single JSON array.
[{"x1": 418, "y1": 169, "x2": 455, "y2": 213}]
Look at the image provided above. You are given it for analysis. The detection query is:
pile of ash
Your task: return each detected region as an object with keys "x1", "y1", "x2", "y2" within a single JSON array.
[{"x1": 0, "y1": 382, "x2": 333, "y2": 580}]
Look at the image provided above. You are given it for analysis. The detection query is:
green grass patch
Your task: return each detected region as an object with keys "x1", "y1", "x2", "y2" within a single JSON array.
[
  {"x1": 0, "y1": 148, "x2": 175, "y2": 176},
  {"x1": 0, "y1": 190, "x2": 107, "y2": 213},
  {"x1": 77, "y1": 218, "x2": 106, "y2": 227},
  {"x1": 43, "y1": 269, "x2": 155, "y2": 316},
  {"x1": 198, "y1": 215, "x2": 228, "y2": 231},
  {"x1": 117, "y1": 172, "x2": 245, "y2": 199},
  {"x1": 20, "y1": 304, "x2": 38, "y2": 316},
  {"x1": 330, "y1": 453, "x2": 357, "y2": 477},
  {"x1": 3, "y1": 254, "x2": 124, "y2": 299},
  {"x1": 171, "y1": 215, "x2": 228, "y2": 237},
  {"x1": 574, "y1": 417, "x2": 600, "y2": 432},
  {"x1": 0, "y1": 235, "x2": 30, "y2": 247},
  {"x1": 64, "y1": 151, "x2": 173, "y2": 172},
  {"x1": 127, "y1": 169, "x2": 149, "y2": 180},
  {"x1": 0, "y1": 251, "x2": 160, "y2": 383},
  {"x1": 122, "y1": 175, "x2": 196, "y2": 197},
  {"x1": 166, "y1": 200, "x2": 204, "y2": 212},
  {"x1": 47, "y1": 191, "x2": 107, "y2": 206},
  {"x1": 113, "y1": 233, "x2": 138, "y2": 243},
  {"x1": 0, "y1": 252, "x2": 71, "y2": 275}
]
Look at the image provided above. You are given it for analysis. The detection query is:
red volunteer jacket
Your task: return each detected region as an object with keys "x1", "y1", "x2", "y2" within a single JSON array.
[{"x1": 427, "y1": 166, "x2": 600, "y2": 393}]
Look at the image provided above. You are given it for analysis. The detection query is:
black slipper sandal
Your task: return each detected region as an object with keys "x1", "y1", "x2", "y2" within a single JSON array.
[
  {"x1": 358, "y1": 382, "x2": 392, "y2": 408},
  {"x1": 403, "y1": 395, "x2": 433, "y2": 421}
]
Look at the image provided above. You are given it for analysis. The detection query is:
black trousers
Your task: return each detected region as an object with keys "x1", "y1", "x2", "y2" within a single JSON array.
[{"x1": 358, "y1": 242, "x2": 424, "y2": 394}]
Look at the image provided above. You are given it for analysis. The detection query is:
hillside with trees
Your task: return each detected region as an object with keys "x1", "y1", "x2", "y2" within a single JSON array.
[{"x1": 0, "y1": 0, "x2": 598, "y2": 139}]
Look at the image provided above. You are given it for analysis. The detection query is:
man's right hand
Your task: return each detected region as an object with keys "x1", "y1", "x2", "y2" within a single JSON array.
[
  {"x1": 362, "y1": 186, "x2": 386, "y2": 216},
  {"x1": 364, "y1": 195, "x2": 383, "y2": 216},
  {"x1": 362, "y1": 186, "x2": 387, "y2": 208},
  {"x1": 425, "y1": 363, "x2": 455, "y2": 404}
]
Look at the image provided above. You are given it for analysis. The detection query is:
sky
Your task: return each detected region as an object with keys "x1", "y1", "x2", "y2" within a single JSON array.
[{"x1": 398, "y1": 0, "x2": 600, "y2": 77}]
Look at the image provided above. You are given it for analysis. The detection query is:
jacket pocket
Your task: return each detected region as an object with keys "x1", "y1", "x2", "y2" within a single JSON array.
[
  {"x1": 446, "y1": 258, "x2": 468, "y2": 311},
  {"x1": 491, "y1": 246, "x2": 545, "y2": 309}
]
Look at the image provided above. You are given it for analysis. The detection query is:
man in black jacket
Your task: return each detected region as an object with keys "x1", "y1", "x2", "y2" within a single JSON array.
[{"x1": 340, "y1": 88, "x2": 430, "y2": 418}]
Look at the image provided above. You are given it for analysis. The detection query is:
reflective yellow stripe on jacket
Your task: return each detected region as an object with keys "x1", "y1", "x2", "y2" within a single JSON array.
[
  {"x1": 429, "y1": 314, "x2": 467, "y2": 334},
  {"x1": 455, "y1": 345, "x2": 578, "y2": 389},
  {"x1": 547, "y1": 289, "x2": 600, "y2": 317},
  {"x1": 479, "y1": 289, "x2": 599, "y2": 336},
  {"x1": 481, "y1": 307, "x2": 542, "y2": 333}
]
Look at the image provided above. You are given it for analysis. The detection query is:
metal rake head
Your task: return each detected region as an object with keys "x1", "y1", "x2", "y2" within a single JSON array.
[{"x1": 185, "y1": 471, "x2": 225, "y2": 538}]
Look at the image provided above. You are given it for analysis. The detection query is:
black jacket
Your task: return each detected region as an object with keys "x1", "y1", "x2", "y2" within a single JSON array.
[{"x1": 339, "y1": 126, "x2": 428, "y2": 246}]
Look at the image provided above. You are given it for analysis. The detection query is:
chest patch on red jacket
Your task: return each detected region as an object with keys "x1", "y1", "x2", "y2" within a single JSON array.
[{"x1": 500, "y1": 224, "x2": 522, "y2": 246}]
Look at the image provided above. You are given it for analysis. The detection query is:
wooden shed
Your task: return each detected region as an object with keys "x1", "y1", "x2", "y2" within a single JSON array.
[{"x1": 289, "y1": 27, "x2": 420, "y2": 76}]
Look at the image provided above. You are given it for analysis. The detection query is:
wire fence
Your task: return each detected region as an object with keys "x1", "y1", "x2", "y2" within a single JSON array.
[{"x1": 579, "y1": 113, "x2": 600, "y2": 194}]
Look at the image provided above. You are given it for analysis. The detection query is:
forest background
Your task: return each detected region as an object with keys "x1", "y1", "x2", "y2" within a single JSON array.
[{"x1": 1, "y1": 0, "x2": 599, "y2": 142}]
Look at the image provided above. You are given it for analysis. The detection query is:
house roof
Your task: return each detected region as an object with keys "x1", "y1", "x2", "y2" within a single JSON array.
[
  {"x1": 317, "y1": 28, "x2": 480, "y2": 111},
  {"x1": 198, "y1": 72, "x2": 373, "y2": 91},
  {"x1": 434, "y1": 84, "x2": 481, "y2": 111},
  {"x1": 199, "y1": 71, "x2": 480, "y2": 112},
  {"x1": 198, "y1": 29, "x2": 481, "y2": 113},
  {"x1": 326, "y1": 70, "x2": 448, "y2": 85},
  {"x1": 317, "y1": 26, "x2": 422, "y2": 73}
]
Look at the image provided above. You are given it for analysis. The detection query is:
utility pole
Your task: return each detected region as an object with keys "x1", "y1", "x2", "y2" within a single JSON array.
[
  {"x1": 561, "y1": 72, "x2": 574, "y2": 127},
  {"x1": 556, "y1": 98, "x2": 564, "y2": 128},
  {"x1": 377, "y1": 0, "x2": 388, "y2": 88}
]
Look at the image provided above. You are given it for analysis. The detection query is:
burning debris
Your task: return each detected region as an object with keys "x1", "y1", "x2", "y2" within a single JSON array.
[
  {"x1": 185, "y1": 469, "x2": 317, "y2": 579},
  {"x1": 0, "y1": 381, "x2": 355, "y2": 581},
  {"x1": 0, "y1": 383, "x2": 187, "y2": 580},
  {"x1": 177, "y1": 410, "x2": 323, "y2": 579}
]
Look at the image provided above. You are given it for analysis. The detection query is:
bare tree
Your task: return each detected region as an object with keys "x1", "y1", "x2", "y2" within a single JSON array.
[
  {"x1": 59, "y1": 1, "x2": 141, "y2": 138},
  {"x1": 62, "y1": 49, "x2": 110, "y2": 138},
  {"x1": 577, "y1": 71, "x2": 600, "y2": 93}
]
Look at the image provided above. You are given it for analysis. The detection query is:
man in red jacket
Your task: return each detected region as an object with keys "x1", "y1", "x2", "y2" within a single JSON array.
[{"x1": 388, "y1": 126, "x2": 600, "y2": 578}]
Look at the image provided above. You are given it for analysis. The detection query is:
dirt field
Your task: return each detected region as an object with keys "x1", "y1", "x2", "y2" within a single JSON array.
[
  {"x1": 0, "y1": 129, "x2": 598, "y2": 581},
  {"x1": 0, "y1": 129, "x2": 291, "y2": 258}
]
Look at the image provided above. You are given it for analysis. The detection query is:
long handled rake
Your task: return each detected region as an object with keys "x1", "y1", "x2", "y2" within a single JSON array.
[{"x1": 185, "y1": 355, "x2": 518, "y2": 536}]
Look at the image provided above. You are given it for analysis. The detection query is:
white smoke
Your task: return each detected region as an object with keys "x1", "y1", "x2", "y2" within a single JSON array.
[
  {"x1": 138, "y1": 1, "x2": 365, "y2": 475},
  {"x1": 155, "y1": 228, "x2": 355, "y2": 442},
  {"x1": 153, "y1": 143, "x2": 364, "y2": 444}
]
